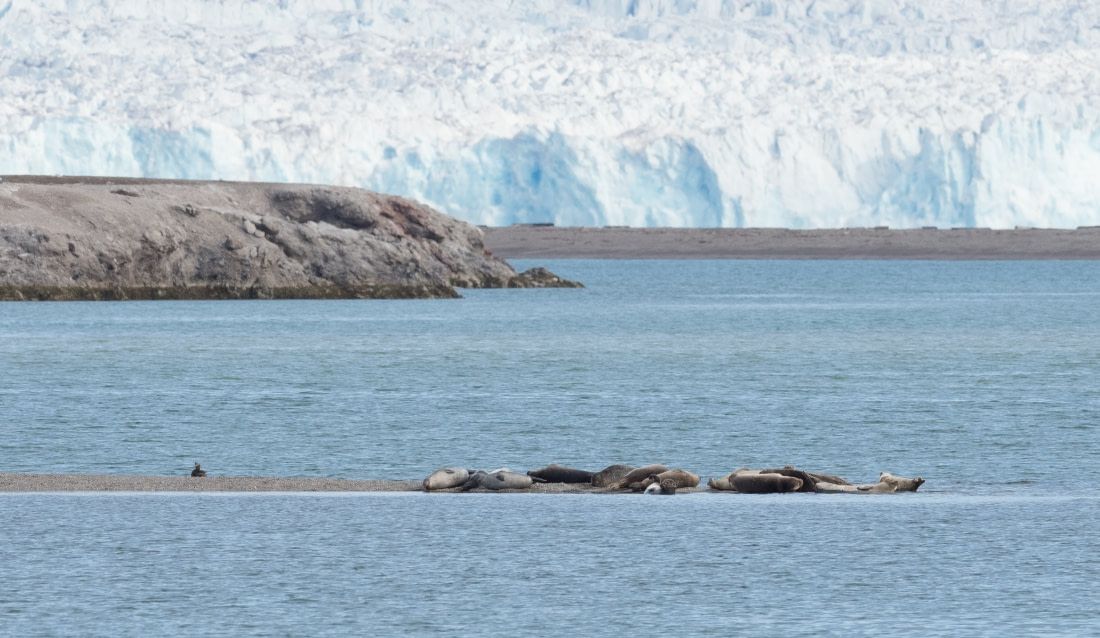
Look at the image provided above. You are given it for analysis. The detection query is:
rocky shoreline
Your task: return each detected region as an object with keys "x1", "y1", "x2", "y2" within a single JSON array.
[{"x1": 0, "y1": 176, "x2": 580, "y2": 300}]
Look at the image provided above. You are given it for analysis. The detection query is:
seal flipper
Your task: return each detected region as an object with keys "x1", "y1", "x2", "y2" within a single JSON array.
[
  {"x1": 459, "y1": 471, "x2": 485, "y2": 492},
  {"x1": 528, "y1": 476, "x2": 547, "y2": 483}
]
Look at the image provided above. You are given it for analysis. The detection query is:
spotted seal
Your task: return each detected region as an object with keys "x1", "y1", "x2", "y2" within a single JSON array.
[
  {"x1": 644, "y1": 478, "x2": 678, "y2": 495},
  {"x1": 461, "y1": 470, "x2": 543, "y2": 491},
  {"x1": 638, "y1": 469, "x2": 699, "y2": 490}
]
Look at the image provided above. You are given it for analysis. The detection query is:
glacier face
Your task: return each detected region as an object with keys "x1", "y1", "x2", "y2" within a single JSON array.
[{"x1": 1, "y1": 0, "x2": 1099, "y2": 228}]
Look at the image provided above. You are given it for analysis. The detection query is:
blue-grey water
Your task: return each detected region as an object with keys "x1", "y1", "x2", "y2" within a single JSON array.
[{"x1": 3, "y1": 260, "x2": 1100, "y2": 636}]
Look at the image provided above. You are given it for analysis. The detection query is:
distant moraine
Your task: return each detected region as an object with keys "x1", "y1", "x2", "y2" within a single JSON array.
[{"x1": 483, "y1": 225, "x2": 1100, "y2": 260}]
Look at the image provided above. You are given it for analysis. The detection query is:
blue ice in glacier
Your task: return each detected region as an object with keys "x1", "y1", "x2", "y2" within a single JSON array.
[{"x1": 1, "y1": 0, "x2": 1099, "y2": 228}]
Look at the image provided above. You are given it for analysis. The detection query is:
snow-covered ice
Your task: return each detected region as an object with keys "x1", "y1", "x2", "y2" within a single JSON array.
[{"x1": 1, "y1": 0, "x2": 1099, "y2": 228}]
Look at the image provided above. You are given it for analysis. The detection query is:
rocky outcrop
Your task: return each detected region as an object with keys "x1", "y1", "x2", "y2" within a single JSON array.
[
  {"x1": 0, "y1": 176, "x2": 580, "y2": 300},
  {"x1": 505, "y1": 266, "x2": 584, "y2": 288}
]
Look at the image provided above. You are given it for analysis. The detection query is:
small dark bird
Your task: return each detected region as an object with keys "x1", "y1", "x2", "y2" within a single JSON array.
[{"x1": 191, "y1": 463, "x2": 207, "y2": 478}]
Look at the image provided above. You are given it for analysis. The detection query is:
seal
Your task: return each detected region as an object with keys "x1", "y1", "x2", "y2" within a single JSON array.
[
  {"x1": 707, "y1": 475, "x2": 735, "y2": 491},
  {"x1": 422, "y1": 467, "x2": 470, "y2": 491},
  {"x1": 591, "y1": 464, "x2": 636, "y2": 488},
  {"x1": 461, "y1": 470, "x2": 542, "y2": 491},
  {"x1": 813, "y1": 480, "x2": 859, "y2": 493},
  {"x1": 527, "y1": 464, "x2": 594, "y2": 484},
  {"x1": 857, "y1": 481, "x2": 897, "y2": 494},
  {"x1": 730, "y1": 473, "x2": 803, "y2": 494},
  {"x1": 879, "y1": 472, "x2": 925, "y2": 491},
  {"x1": 760, "y1": 466, "x2": 818, "y2": 493},
  {"x1": 638, "y1": 469, "x2": 700, "y2": 490},
  {"x1": 708, "y1": 468, "x2": 762, "y2": 491},
  {"x1": 612, "y1": 464, "x2": 670, "y2": 489},
  {"x1": 808, "y1": 471, "x2": 852, "y2": 486},
  {"x1": 815, "y1": 480, "x2": 896, "y2": 494},
  {"x1": 190, "y1": 463, "x2": 206, "y2": 478},
  {"x1": 644, "y1": 478, "x2": 678, "y2": 495}
]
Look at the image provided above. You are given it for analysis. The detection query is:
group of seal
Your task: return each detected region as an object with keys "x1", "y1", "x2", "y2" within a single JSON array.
[
  {"x1": 423, "y1": 462, "x2": 924, "y2": 495},
  {"x1": 421, "y1": 467, "x2": 545, "y2": 491},
  {"x1": 422, "y1": 462, "x2": 701, "y2": 494},
  {"x1": 707, "y1": 466, "x2": 925, "y2": 494}
]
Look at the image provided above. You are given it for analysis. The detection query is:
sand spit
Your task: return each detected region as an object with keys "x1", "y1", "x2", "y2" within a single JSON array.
[
  {"x1": 483, "y1": 226, "x2": 1100, "y2": 260},
  {"x1": 0, "y1": 473, "x2": 423, "y2": 492},
  {"x1": 0, "y1": 472, "x2": 688, "y2": 493}
]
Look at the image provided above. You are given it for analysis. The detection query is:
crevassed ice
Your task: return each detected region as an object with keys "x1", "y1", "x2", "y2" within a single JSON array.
[{"x1": 1, "y1": 0, "x2": 1098, "y2": 228}]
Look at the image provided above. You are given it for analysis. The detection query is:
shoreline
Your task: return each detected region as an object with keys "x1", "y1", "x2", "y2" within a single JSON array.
[{"x1": 482, "y1": 226, "x2": 1100, "y2": 260}]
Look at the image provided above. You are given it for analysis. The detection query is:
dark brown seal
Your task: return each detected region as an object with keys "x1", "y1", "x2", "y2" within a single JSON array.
[
  {"x1": 730, "y1": 473, "x2": 803, "y2": 494},
  {"x1": 190, "y1": 463, "x2": 206, "y2": 478},
  {"x1": 760, "y1": 466, "x2": 818, "y2": 492},
  {"x1": 807, "y1": 471, "x2": 852, "y2": 486},
  {"x1": 527, "y1": 464, "x2": 594, "y2": 484}
]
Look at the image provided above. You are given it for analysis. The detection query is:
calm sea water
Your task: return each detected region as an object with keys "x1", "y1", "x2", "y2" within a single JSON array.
[{"x1": 3, "y1": 260, "x2": 1100, "y2": 635}]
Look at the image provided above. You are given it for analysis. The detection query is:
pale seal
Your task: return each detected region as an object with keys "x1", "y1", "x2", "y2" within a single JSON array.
[
  {"x1": 707, "y1": 475, "x2": 735, "y2": 491},
  {"x1": 527, "y1": 464, "x2": 594, "y2": 484},
  {"x1": 879, "y1": 472, "x2": 925, "y2": 491},
  {"x1": 422, "y1": 467, "x2": 470, "y2": 491},
  {"x1": 816, "y1": 480, "x2": 896, "y2": 494},
  {"x1": 813, "y1": 480, "x2": 859, "y2": 494},
  {"x1": 644, "y1": 478, "x2": 678, "y2": 495},
  {"x1": 591, "y1": 464, "x2": 636, "y2": 488},
  {"x1": 857, "y1": 481, "x2": 898, "y2": 494}
]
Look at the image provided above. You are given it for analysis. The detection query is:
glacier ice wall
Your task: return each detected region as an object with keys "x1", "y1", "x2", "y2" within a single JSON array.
[{"x1": 2, "y1": 0, "x2": 1099, "y2": 228}]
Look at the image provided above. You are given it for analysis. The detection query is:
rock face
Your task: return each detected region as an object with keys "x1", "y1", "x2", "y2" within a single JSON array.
[{"x1": 0, "y1": 176, "x2": 580, "y2": 300}]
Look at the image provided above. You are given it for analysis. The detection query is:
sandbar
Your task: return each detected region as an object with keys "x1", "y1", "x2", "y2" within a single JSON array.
[{"x1": 0, "y1": 472, "x2": 658, "y2": 493}]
